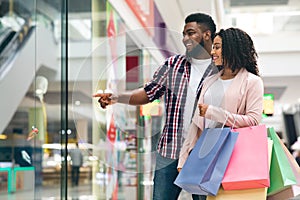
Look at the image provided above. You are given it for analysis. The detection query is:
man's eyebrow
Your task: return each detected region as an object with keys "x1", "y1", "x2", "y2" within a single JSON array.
[{"x1": 183, "y1": 28, "x2": 195, "y2": 33}]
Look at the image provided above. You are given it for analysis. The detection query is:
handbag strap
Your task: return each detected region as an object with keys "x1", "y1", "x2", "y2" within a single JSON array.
[
  {"x1": 230, "y1": 114, "x2": 237, "y2": 129},
  {"x1": 204, "y1": 111, "x2": 229, "y2": 129},
  {"x1": 221, "y1": 113, "x2": 229, "y2": 129}
]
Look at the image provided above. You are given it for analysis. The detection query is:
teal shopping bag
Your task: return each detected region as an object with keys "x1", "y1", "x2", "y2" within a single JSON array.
[
  {"x1": 174, "y1": 128, "x2": 239, "y2": 196},
  {"x1": 267, "y1": 127, "x2": 297, "y2": 195}
]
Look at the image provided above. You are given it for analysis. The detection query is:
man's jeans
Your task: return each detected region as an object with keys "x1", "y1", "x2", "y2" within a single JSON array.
[{"x1": 152, "y1": 152, "x2": 206, "y2": 200}]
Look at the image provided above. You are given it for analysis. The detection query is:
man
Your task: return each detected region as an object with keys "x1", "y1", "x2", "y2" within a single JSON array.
[
  {"x1": 69, "y1": 142, "x2": 83, "y2": 186},
  {"x1": 94, "y1": 13, "x2": 217, "y2": 200}
]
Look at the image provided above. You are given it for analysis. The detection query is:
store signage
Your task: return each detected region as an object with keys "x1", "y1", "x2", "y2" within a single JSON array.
[
  {"x1": 263, "y1": 93, "x2": 274, "y2": 116},
  {"x1": 125, "y1": 0, "x2": 154, "y2": 35}
]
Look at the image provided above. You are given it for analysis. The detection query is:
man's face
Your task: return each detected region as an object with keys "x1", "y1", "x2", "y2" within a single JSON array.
[{"x1": 182, "y1": 22, "x2": 205, "y2": 57}]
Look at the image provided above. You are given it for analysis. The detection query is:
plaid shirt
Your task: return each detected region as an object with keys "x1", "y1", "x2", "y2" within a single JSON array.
[{"x1": 144, "y1": 54, "x2": 215, "y2": 159}]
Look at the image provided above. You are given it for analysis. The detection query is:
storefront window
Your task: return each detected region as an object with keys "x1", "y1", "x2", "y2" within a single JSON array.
[{"x1": 0, "y1": 0, "x2": 160, "y2": 199}]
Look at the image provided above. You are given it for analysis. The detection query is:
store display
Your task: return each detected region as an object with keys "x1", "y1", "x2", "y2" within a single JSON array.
[{"x1": 122, "y1": 131, "x2": 137, "y2": 186}]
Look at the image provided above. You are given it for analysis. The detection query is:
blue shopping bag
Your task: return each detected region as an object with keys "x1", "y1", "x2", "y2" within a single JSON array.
[{"x1": 174, "y1": 127, "x2": 239, "y2": 196}]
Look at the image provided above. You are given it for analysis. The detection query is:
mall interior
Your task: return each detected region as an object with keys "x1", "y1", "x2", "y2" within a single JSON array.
[{"x1": 1, "y1": 0, "x2": 300, "y2": 199}]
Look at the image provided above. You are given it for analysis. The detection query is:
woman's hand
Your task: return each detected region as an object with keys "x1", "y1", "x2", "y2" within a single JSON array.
[
  {"x1": 198, "y1": 103, "x2": 208, "y2": 116},
  {"x1": 177, "y1": 168, "x2": 182, "y2": 173}
]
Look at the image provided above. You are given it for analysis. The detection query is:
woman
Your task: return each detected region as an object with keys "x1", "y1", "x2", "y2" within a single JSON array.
[{"x1": 178, "y1": 27, "x2": 264, "y2": 170}]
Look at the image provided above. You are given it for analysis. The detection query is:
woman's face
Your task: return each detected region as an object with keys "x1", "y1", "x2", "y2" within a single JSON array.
[{"x1": 211, "y1": 35, "x2": 222, "y2": 66}]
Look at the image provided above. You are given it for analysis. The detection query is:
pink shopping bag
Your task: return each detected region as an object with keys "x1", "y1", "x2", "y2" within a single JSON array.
[
  {"x1": 222, "y1": 125, "x2": 269, "y2": 190},
  {"x1": 208, "y1": 138, "x2": 273, "y2": 200}
]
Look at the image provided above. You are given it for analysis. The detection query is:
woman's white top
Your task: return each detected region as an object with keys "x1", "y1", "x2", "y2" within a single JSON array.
[{"x1": 204, "y1": 78, "x2": 233, "y2": 128}]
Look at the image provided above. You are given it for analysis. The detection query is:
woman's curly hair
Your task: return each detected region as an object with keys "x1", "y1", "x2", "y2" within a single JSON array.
[{"x1": 216, "y1": 28, "x2": 260, "y2": 76}]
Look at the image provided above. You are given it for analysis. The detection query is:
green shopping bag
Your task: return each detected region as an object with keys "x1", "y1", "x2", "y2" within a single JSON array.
[{"x1": 267, "y1": 127, "x2": 297, "y2": 195}]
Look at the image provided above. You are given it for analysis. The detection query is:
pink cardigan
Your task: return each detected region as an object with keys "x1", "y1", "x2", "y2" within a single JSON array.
[{"x1": 178, "y1": 68, "x2": 264, "y2": 168}]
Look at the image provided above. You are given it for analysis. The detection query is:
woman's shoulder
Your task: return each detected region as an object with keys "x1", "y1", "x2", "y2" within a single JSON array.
[
  {"x1": 245, "y1": 71, "x2": 262, "y2": 82},
  {"x1": 243, "y1": 70, "x2": 263, "y2": 88},
  {"x1": 237, "y1": 68, "x2": 261, "y2": 82}
]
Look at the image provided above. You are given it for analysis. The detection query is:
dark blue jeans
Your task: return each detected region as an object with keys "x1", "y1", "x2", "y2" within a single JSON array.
[
  {"x1": 71, "y1": 166, "x2": 80, "y2": 186},
  {"x1": 152, "y1": 152, "x2": 206, "y2": 200}
]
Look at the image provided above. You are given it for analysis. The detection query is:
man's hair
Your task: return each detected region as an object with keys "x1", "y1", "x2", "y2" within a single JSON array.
[{"x1": 185, "y1": 13, "x2": 216, "y2": 40}]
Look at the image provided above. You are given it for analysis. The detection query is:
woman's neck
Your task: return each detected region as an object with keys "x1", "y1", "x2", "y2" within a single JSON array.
[{"x1": 220, "y1": 68, "x2": 239, "y2": 80}]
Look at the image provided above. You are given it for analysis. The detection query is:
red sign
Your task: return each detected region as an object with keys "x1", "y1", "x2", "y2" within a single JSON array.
[
  {"x1": 125, "y1": 0, "x2": 154, "y2": 35},
  {"x1": 107, "y1": 10, "x2": 116, "y2": 37},
  {"x1": 126, "y1": 56, "x2": 139, "y2": 83},
  {"x1": 107, "y1": 115, "x2": 116, "y2": 143}
]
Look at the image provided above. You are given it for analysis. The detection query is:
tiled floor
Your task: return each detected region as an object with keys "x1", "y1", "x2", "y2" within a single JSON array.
[
  {"x1": 0, "y1": 183, "x2": 195, "y2": 200},
  {"x1": 0, "y1": 184, "x2": 93, "y2": 200},
  {"x1": 6, "y1": 184, "x2": 300, "y2": 200}
]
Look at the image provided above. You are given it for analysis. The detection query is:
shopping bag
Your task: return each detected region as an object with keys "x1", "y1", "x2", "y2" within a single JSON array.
[
  {"x1": 208, "y1": 138, "x2": 273, "y2": 200},
  {"x1": 207, "y1": 187, "x2": 267, "y2": 200},
  {"x1": 222, "y1": 125, "x2": 269, "y2": 190},
  {"x1": 267, "y1": 185, "x2": 300, "y2": 200},
  {"x1": 267, "y1": 127, "x2": 297, "y2": 195},
  {"x1": 278, "y1": 134, "x2": 300, "y2": 185},
  {"x1": 267, "y1": 128, "x2": 300, "y2": 199},
  {"x1": 174, "y1": 127, "x2": 239, "y2": 196}
]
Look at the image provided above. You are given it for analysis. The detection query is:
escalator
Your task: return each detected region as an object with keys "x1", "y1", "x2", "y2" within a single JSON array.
[
  {"x1": 0, "y1": 26, "x2": 19, "y2": 72},
  {"x1": 0, "y1": 13, "x2": 57, "y2": 134}
]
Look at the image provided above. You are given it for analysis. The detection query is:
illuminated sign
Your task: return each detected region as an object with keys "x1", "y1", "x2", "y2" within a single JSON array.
[
  {"x1": 263, "y1": 93, "x2": 274, "y2": 116},
  {"x1": 140, "y1": 99, "x2": 162, "y2": 116}
]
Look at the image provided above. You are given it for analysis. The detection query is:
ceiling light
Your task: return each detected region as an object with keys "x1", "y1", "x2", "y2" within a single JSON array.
[{"x1": 0, "y1": 134, "x2": 7, "y2": 140}]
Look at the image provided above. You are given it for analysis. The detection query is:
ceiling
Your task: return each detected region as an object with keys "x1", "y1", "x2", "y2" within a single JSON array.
[
  {"x1": 229, "y1": 0, "x2": 289, "y2": 6},
  {"x1": 159, "y1": 0, "x2": 300, "y2": 39}
]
